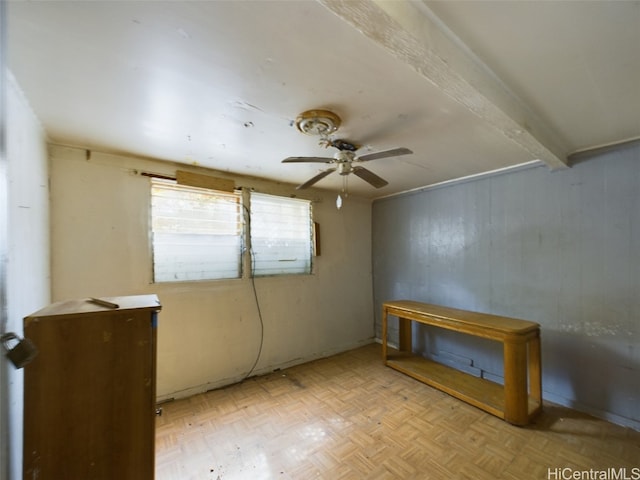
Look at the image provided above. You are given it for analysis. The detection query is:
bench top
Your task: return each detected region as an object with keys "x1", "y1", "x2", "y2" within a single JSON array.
[{"x1": 384, "y1": 300, "x2": 539, "y2": 336}]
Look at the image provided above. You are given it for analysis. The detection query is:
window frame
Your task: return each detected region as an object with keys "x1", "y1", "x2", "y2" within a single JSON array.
[
  {"x1": 248, "y1": 191, "x2": 314, "y2": 277},
  {"x1": 150, "y1": 178, "x2": 244, "y2": 283},
  {"x1": 149, "y1": 179, "x2": 315, "y2": 283}
]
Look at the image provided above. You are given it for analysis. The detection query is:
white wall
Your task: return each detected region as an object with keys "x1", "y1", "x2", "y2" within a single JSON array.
[
  {"x1": 2, "y1": 74, "x2": 50, "y2": 480},
  {"x1": 49, "y1": 145, "x2": 375, "y2": 400}
]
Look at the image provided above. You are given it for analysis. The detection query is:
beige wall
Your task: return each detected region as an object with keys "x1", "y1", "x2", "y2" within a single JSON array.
[{"x1": 49, "y1": 145, "x2": 375, "y2": 400}]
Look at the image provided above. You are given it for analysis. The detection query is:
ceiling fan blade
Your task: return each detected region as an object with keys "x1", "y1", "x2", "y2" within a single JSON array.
[
  {"x1": 282, "y1": 156, "x2": 333, "y2": 163},
  {"x1": 356, "y1": 147, "x2": 413, "y2": 162},
  {"x1": 296, "y1": 168, "x2": 336, "y2": 189},
  {"x1": 352, "y1": 166, "x2": 389, "y2": 188}
]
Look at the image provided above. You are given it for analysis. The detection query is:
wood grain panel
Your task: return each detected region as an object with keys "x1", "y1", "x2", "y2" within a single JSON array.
[{"x1": 24, "y1": 296, "x2": 159, "y2": 479}]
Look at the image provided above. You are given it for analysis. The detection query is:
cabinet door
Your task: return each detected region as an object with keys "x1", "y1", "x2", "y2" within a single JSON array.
[{"x1": 24, "y1": 310, "x2": 155, "y2": 479}]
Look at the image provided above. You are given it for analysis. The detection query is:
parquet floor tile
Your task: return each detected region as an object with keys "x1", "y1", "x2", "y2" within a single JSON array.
[{"x1": 156, "y1": 343, "x2": 639, "y2": 479}]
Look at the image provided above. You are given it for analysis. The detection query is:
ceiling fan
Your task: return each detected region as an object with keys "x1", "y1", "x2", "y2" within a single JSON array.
[{"x1": 283, "y1": 109, "x2": 413, "y2": 191}]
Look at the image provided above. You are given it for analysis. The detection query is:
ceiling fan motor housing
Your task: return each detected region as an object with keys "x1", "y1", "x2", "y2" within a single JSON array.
[{"x1": 335, "y1": 150, "x2": 353, "y2": 160}]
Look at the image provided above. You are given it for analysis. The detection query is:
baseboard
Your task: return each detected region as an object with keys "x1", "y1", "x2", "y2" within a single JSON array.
[
  {"x1": 156, "y1": 337, "x2": 377, "y2": 403},
  {"x1": 542, "y1": 392, "x2": 640, "y2": 432}
]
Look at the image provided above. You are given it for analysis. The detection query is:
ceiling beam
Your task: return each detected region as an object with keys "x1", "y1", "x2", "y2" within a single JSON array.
[{"x1": 318, "y1": 0, "x2": 570, "y2": 170}]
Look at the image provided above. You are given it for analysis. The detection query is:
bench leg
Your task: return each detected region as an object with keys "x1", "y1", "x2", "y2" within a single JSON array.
[
  {"x1": 529, "y1": 333, "x2": 542, "y2": 414},
  {"x1": 504, "y1": 340, "x2": 529, "y2": 425},
  {"x1": 382, "y1": 307, "x2": 388, "y2": 362},
  {"x1": 398, "y1": 317, "x2": 412, "y2": 353}
]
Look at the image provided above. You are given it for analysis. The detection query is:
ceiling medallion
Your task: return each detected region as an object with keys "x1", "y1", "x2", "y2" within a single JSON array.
[{"x1": 294, "y1": 109, "x2": 341, "y2": 136}]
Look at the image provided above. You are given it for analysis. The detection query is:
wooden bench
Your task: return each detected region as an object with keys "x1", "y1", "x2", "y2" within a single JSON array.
[{"x1": 381, "y1": 300, "x2": 542, "y2": 426}]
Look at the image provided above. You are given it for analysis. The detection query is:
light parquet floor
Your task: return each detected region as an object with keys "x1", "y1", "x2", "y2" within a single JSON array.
[{"x1": 155, "y1": 343, "x2": 639, "y2": 480}]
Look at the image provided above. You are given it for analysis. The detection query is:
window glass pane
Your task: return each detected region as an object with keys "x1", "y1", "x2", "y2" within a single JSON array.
[
  {"x1": 250, "y1": 192, "x2": 312, "y2": 276},
  {"x1": 151, "y1": 179, "x2": 242, "y2": 282}
]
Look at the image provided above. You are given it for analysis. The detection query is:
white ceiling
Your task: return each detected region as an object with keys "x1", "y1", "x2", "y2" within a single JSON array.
[{"x1": 7, "y1": 0, "x2": 640, "y2": 198}]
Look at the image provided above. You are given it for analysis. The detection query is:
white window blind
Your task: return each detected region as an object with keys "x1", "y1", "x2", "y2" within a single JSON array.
[
  {"x1": 151, "y1": 179, "x2": 242, "y2": 282},
  {"x1": 250, "y1": 192, "x2": 312, "y2": 276}
]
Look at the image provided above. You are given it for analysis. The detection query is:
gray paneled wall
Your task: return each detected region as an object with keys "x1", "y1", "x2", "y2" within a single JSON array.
[{"x1": 372, "y1": 142, "x2": 639, "y2": 429}]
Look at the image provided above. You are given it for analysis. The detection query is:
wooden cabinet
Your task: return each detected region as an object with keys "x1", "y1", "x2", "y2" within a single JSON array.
[
  {"x1": 382, "y1": 300, "x2": 541, "y2": 426},
  {"x1": 23, "y1": 295, "x2": 161, "y2": 480}
]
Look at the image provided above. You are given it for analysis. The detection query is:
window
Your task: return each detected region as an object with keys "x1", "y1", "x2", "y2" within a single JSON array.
[
  {"x1": 150, "y1": 180, "x2": 313, "y2": 282},
  {"x1": 249, "y1": 192, "x2": 313, "y2": 276},
  {"x1": 151, "y1": 179, "x2": 242, "y2": 282}
]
